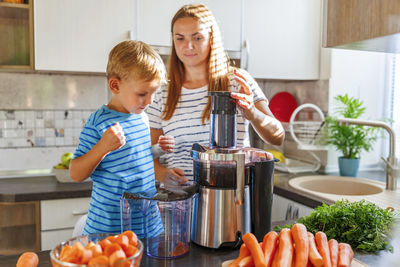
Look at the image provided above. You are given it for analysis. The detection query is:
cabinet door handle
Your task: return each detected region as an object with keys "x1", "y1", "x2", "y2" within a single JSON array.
[
  {"x1": 72, "y1": 210, "x2": 88, "y2": 216},
  {"x1": 285, "y1": 204, "x2": 292, "y2": 220},
  {"x1": 240, "y1": 39, "x2": 250, "y2": 71},
  {"x1": 293, "y1": 207, "x2": 299, "y2": 220}
]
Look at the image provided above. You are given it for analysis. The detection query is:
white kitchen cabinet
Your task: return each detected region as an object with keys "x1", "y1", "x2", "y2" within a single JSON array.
[
  {"x1": 271, "y1": 194, "x2": 313, "y2": 222},
  {"x1": 243, "y1": 0, "x2": 324, "y2": 80},
  {"x1": 34, "y1": 0, "x2": 136, "y2": 72},
  {"x1": 136, "y1": 0, "x2": 242, "y2": 53},
  {"x1": 40, "y1": 197, "x2": 90, "y2": 250}
]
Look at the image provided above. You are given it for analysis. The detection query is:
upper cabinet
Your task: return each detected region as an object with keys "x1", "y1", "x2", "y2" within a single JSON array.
[
  {"x1": 323, "y1": 0, "x2": 400, "y2": 53},
  {"x1": 243, "y1": 0, "x2": 324, "y2": 80},
  {"x1": 136, "y1": 0, "x2": 242, "y2": 55},
  {"x1": 34, "y1": 0, "x2": 136, "y2": 72},
  {"x1": 0, "y1": 0, "x2": 33, "y2": 70}
]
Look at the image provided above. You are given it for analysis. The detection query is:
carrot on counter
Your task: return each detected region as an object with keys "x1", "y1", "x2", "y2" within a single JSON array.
[
  {"x1": 229, "y1": 243, "x2": 251, "y2": 267},
  {"x1": 291, "y1": 223, "x2": 309, "y2": 267},
  {"x1": 274, "y1": 228, "x2": 293, "y2": 267},
  {"x1": 307, "y1": 232, "x2": 323, "y2": 267},
  {"x1": 329, "y1": 239, "x2": 339, "y2": 267},
  {"x1": 338, "y1": 243, "x2": 354, "y2": 267},
  {"x1": 242, "y1": 232, "x2": 268, "y2": 267},
  {"x1": 16, "y1": 252, "x2": 39, "y2": 267},
  {"x1": 236, "y1": 255, "x2": 254, "y2": 267},
  {"x1": 315, "y1": 231, "x2": 332, "y2": 267},
  {"x1": 261, "y1": 231, "x2": 279, "y2": 267}
]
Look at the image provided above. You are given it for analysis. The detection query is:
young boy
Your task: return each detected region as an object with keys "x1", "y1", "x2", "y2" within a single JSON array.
[{"x1": 69, "y1": 40, "x2": 173, "y2": 236}]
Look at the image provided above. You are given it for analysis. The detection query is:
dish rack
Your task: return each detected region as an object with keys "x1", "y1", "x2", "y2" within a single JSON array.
[{"x1": 276, "y1": 103, "x2": 327, "y2": 173}]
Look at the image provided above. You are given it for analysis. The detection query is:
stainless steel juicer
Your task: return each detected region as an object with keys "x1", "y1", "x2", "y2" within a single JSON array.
[{"x1": 191, "y1": 92, "x2": 275, "y2": 248}]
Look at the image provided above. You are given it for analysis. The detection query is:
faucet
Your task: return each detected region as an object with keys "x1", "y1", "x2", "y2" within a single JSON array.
[{"x1": 337, "y1": 118, "x2": 398, "y2": 190}]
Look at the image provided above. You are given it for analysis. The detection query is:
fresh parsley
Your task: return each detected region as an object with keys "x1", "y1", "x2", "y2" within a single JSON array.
[{"x1": 273, "y1": 199, "x2": 397, "y2": 252}]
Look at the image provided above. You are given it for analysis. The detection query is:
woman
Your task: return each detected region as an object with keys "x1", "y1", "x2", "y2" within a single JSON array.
[{"x1": 147, "y1": 4, "x2": 284, "y2": 183}]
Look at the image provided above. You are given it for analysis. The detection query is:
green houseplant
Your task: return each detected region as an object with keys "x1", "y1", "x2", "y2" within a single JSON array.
[{"x1": 325, "y1": 94, "x2": 378, "y2": 176}]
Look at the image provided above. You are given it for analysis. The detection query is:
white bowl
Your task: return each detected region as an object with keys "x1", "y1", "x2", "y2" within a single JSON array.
[
  {"x1": 53, "y1": 168, "x2": 92, "y2": 183},
  {"x1": 53, "y1": 168, "x2": 74, "y2": 183}
]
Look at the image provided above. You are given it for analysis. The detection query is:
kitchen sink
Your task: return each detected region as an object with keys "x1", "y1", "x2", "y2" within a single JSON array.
[{"x1": 288, "y1": 175, "x2": 384, "y2": 196}]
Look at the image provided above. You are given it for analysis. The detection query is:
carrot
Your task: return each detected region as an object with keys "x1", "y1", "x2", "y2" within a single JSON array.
[
  {"x1": 81, "y1": 248, "x2": 93, "y2": 264},
  {"x1": 307, "y1": 232, "x2": 323, "y2": 267},
  {"x1": 234, "y1": 255, "x2": 254, "y2": 267},
  {"x1": 16, "y1": 252, "x2": 39, "y2": 267},
  {"x1": 88, "y1": 255, "x2": 109, "y2": 266},
  {"x1": 229, "y1": 243, "x2": 251, "y2": 267},
  {"x1": 242, "y1": 232, "x2": 268, "y2": 267},
  {"x1": 329, "y1": 239, "x2": 339, "y2": 267},
  {"x1": 125, "y1": 244, "x2": 139, "y2": 257},
  {"x1": 261, "y1": 231, "x2": 278, "y2": 267},
  {"x1": 291, "y1": 224, "x2": 309, "y2": 267},
  {"x1": 315, "y1": 231, "x2": 332, "y2": 267},
  {"x1": 274, "y1": 228, "x2": 293, "y2": 267},
  {"x1": 104, "y1": 243, "x2": 123, "y2": 257},
  {"x1": 338, "y1": 243, "x2": 354, "y2": 267},
  {"x1": 122, "y1": 230, "x2": 138, "y2": 247},
  {"x1": 109, "y1": 249, "x2": 126, "y2": 266}
]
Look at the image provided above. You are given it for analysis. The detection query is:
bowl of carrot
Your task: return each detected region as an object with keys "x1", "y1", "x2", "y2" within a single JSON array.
[{"x1": 49, "y1": 231, "x2": 143, "y2": 267}]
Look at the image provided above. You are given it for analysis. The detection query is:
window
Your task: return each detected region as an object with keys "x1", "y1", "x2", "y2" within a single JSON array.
[{"x1": 390, "y1": 55, "x2": 400, "y2": 160}]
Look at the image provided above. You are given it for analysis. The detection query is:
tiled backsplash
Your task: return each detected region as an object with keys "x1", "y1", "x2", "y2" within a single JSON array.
[{"x1": 0, "y1": 109, "x2": 94, "y2": 148}]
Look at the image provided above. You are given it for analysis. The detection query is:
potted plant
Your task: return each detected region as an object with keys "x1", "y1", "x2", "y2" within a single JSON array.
[{"x1": 325, "y1": 94, "x2": 378, "y2": 176}]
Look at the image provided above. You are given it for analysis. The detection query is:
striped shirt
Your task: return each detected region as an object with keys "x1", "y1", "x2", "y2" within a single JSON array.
[
  {"x1": 73, "y1": 105, "x2": 162, "y2": 237},
  {"x1": 146, "y1": 69, "x2": 266, "y2": 181}
]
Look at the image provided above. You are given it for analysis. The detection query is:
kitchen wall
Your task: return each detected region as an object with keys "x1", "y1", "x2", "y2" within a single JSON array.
[
  {"x1": 0, "y1": 71, "x2": 108, "y2": 173},
  {"x1": 0, "y1": 70, "x2": 329, "y2": 174}
]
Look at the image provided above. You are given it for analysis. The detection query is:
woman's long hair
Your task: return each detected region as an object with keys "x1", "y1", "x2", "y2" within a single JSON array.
[{"x1": 162, "y1": 4, "x2": 232, "y2": 124}]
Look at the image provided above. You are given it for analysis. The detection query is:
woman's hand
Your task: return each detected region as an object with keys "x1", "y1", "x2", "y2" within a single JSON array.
[
  {"x1": 230, "y1": 70, "x2": 256, "y2": 120},
  {"x1": 99, "y1": 122, "x2": 126, "y2": 153},
  {"x1": 158, "y1": 135, "x2": 175, "y2": 153}
]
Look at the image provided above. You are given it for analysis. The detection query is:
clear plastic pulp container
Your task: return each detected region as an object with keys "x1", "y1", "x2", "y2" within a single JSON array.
[{"x1": 121, "y1": 186, "x2": 196, "y2": 259}]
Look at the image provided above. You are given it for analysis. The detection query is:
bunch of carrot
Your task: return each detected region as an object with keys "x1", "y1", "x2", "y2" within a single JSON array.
[
  {"x1": 51, "y1": 230, "x2": 140, "y2": 267},
  {"x1": 229, "y1": 223, "x2": 354, "y2": 267}
]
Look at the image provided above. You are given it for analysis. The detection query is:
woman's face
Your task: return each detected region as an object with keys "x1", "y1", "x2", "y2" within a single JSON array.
[{"x1": 172, "y1": 17, "x2": 211, "y2": 69}]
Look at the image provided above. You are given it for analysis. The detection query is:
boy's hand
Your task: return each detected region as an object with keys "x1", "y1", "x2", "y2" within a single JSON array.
[
  {"x1": 158, "y1": 135, "x2": 175, "y2": 153},
  {"x1": 163, "y1": 168, "x2": 188, "y2": 185},
  {"x1": 101, "y1": 122, "x2": 126, "y2": 152}
]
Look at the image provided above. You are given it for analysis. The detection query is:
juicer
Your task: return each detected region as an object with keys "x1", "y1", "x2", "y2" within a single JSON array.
[{"x1": 191, "y1": 92, "x2": 275, "y2": 249}]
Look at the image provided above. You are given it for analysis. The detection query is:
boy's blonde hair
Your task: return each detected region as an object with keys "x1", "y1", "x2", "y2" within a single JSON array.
[{"x1": 106, "y1": 40, "x2": 167, "y2": 84}]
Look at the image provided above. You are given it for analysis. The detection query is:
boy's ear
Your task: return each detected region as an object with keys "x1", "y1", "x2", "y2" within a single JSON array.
[{"x1": 108, "y1": 77, "x2": 120, "y2": 94}]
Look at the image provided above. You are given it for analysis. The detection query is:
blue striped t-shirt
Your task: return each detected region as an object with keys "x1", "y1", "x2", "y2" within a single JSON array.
[{"x1": 73, "y1": 105, "x2": 162, "y2": 237}]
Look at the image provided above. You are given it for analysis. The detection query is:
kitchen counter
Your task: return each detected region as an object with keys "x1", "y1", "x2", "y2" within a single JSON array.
[
  {"x1": 0, "y1": 175, "x2": 92, "y2": 202},
  {"x1": 0, "y1": 170, "x2": 393, "y2": 266},
  {"x1": 0, "y1": 227, "x2": 388, "y2": 267}
]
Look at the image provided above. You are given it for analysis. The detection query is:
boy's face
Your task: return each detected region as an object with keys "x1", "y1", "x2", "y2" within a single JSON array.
[{"x1": 108, "y1": 75, "x2": 160, "y2": 114}]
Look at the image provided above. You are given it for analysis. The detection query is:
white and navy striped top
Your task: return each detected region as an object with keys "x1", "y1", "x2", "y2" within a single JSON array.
[
  {"x1": 146, "y1": 69, "x2": 266, "y2": 182},
  {"x1": 73, "y1": 105, "x2": 161, "y2": 236}
]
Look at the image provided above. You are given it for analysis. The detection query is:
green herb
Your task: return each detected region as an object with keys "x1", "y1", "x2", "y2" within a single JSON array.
[{"x1": 273, "y1": 200, "x2": 397, "y2": 252}]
